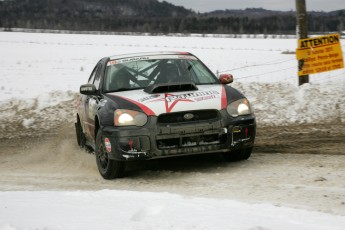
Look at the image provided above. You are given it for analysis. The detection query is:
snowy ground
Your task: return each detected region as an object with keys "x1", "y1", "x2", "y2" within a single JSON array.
[
  {"x1": 1, "y1": 190, "x2": 345, "y2": 230},
  {"x1": 0, "y1": 32, "x2": 345, "y2": 229}
]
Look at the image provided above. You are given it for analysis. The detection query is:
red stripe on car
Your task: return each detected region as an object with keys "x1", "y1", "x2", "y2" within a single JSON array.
[
  {"x1": 221, "y1": 85, "x2": 227, "y2": 109},
  {"x1": 117, "y1": 96, "x2": 156, "y2": 116}
]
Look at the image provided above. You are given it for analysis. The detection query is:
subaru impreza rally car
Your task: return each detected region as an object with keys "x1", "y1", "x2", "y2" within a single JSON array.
[{"x1": 75, "y1": 51, "x2": 256, "y2": 179}]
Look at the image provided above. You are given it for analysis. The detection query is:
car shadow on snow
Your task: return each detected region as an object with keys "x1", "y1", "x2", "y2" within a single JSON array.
[{"x1": 124, "y1": 153, "x2": 253, "y2": 178}]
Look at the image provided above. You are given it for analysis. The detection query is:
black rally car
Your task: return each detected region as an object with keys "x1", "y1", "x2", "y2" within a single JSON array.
[{"x1": 75, "y1": 51, "x2": 256, "y2": 179}]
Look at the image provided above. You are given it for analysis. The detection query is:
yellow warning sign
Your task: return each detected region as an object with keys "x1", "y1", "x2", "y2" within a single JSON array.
[{"x1": 296, "y1": 33, "x2": 344, "y2": 76}]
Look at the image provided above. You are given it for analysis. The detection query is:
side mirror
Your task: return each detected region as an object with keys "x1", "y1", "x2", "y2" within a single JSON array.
[
  {"x1": 80, "y1": 84, "x2": 97, "y2": 95},
  {"x1": 219, "y1": 74, "x2": 233, "y2": 84}
]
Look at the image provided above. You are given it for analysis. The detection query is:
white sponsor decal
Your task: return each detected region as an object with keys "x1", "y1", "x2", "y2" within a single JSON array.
[
  {"x1": 104, "y1": 138, "x2": 111, "y2": 153},
  {"x1": 164, "y1": 91, "x2": 219, "y2": 103},
  {"x1": 138, "y1": 94, "x2": 161, "y2": 103},
  {"x1": 88, "y1": 98, "x2": 97, "y2": 120}
]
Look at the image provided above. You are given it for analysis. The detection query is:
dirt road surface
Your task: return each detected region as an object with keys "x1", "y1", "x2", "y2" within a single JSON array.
[{"x1": 1, "y1": 123, "x2": 344, "y2": 215}]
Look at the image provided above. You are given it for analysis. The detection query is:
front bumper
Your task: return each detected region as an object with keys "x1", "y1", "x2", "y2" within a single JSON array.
[{"x1": 102, "y1": 111, "x2": 256, "y2": 161}]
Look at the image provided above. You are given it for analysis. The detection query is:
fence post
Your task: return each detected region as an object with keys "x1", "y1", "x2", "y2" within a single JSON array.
[{"x1": 296, "y1": 0, "x2": 309, "y2": 85}]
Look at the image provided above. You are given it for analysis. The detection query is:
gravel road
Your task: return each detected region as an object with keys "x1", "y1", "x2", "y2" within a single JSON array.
[{"x1": 1, "y1": 123, "x2": 344, "y2": 215}]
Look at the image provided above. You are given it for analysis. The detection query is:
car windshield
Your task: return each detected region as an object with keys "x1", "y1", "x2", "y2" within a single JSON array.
[{"x1": 103, "y1": 55, "x2": 218, "y2": 92}]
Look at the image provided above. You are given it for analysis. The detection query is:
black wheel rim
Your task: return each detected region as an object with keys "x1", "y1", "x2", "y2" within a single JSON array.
[{"x1": 97, "y1": 142, "x2": 109, "y2": 170}]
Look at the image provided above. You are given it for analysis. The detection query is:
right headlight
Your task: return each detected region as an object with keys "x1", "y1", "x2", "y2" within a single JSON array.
[{"x1": 226, "y1": 98, "x2": 253, "y2": 117}]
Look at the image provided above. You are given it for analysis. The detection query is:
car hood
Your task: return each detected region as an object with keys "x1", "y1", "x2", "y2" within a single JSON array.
[{"x1": 106, "y1": 85, "x2": 228, "y2": 116}]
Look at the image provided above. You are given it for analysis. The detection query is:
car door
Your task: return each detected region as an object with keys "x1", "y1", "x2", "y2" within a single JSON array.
[{"x1": 82, "y1": 62, "x2": 103, "y2": 141}]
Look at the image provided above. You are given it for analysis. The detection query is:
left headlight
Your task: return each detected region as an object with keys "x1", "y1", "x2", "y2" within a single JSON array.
[
  {"x1": 114, "y1": 109, "x2": 148, "y2": 126},
  {"x1": 226, "y1": 98, "x2": 253, "y2": 117}
]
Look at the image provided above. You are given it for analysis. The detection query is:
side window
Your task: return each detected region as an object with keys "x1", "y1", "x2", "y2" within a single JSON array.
[
  {"x1": 189, "y1": 61, "x2": 216, "y2": 84},
  {"x1": 87, "y1": 62, "x2": 103, "y2": 90},
  {"x1": 93, "y1": 65, "x2": 103, "y2": 90},
  {"x1": 88, "y1": 64, "x2": 99, "y2": 84}
]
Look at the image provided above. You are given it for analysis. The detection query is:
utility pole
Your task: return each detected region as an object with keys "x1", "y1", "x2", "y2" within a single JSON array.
[{"x1": 296, "y1": 0, "x2": 309, "y2": 86}]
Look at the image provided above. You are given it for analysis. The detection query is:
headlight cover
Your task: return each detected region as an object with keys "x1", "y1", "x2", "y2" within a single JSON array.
[
  {"x1": 226, "y1": 98, "x2": 253, "y2": 117},
  {"x1": 114, "y1": 109, "x2": 148, "y2": 126}
]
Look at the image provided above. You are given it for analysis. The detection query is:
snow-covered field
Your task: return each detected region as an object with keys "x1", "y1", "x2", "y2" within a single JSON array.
[{"x1": 0, "y1": 32, "x2": 345, "y2": 229}]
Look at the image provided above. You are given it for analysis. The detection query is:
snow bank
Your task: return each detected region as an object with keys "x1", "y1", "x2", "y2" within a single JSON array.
[
  {"x1": 0, "y1": 190, "x2": 344, "y2": 230},
  {"x1": 234, "y1": 81, "x2": 345, "y2": 125},
  {"x1": 0, "y1": 91, "x2": 77, "y2": 138}
]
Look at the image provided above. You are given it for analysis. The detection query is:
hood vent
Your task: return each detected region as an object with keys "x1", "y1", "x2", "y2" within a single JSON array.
[{"x1": 144, "y1": 82, "x2": 198, "y2": 94}]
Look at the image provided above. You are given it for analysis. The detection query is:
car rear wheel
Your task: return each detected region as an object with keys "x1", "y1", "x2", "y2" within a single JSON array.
[
  {"x1": 95, "y1": 130, "x2": 126, "y2": 179},
  {"x1": 75, "y1": 117, "x2": 86, "y2": 148},
  {"x1": 223, "y1": 147, "x2": 252, "y2": 162}
]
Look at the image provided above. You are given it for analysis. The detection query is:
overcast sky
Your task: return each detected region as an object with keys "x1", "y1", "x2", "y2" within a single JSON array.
[{"x1": 160, "y1": 0, "x2": 345, "y2": 12}]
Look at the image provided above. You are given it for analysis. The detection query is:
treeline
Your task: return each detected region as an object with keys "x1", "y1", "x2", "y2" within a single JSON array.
[{"x1": 0, "y1": 0, "x2": 344, "y2": 34}]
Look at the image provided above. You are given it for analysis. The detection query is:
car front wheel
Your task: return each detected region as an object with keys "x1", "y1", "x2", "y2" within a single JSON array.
[{"x1": 95, "y1": 130, "x2": 126, "y2": 179}]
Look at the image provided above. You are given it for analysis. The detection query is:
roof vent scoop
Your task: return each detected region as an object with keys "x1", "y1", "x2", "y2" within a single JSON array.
[{"x1": 144, "y1": 82, "x2": 198, "y2": 94}]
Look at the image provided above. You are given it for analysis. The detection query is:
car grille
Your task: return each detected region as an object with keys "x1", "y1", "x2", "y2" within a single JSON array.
[
  {"x1": 157, "y1": 133, "x2": 227, "y2": 150},
  {"x1": 157, "y1": 109, "x2": 219, "y2": 124}
]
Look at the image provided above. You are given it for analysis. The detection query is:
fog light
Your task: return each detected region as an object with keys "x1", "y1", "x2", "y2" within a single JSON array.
[{"x1": 233, "y1": 126, "x2": 241, "y2": 133}]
